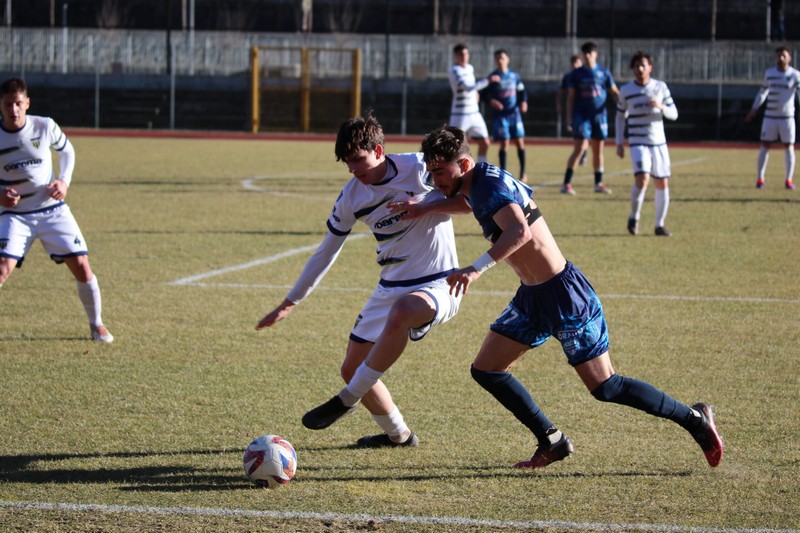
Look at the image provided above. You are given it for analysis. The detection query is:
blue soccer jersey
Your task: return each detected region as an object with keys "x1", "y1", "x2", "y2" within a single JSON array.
[
  {"x1": 467, "y1": 162, "x2": 533, "y2": 242},
  {"x1": 567, "y1": 64, "x2": 615, "y2": 116},
  {"x1": 486, "y1": 69, "x2": 527, "y2": 117}
]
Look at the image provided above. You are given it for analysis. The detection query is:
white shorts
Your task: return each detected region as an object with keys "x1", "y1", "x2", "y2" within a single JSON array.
[
  {"x1": 449, "y1": 112, "x2": 490, "y2": 140},
  {"x1": 0, "y1": 203, "x2": 88, "y2": 265},
  {"x1": 760, "y1": 117, "x2": 796, "y2": 144},
  {"x1": 630, "y1": 144, "x2": 671, "y2": 178},
  {"x1": 351, "y1": 277, "x2": 461, "y2": 344}
]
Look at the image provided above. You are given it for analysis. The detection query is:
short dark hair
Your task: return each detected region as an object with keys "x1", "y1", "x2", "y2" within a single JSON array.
[
  {"x1": 420, "y1": 125, "x2": 471, "y2": 165},
  {"x1": 581, "y1": 41, "x2": 598, "y2": 55},
  {"x1": 494, "y1": 49, "x2": 509, "y2": 59},
  {"x1": 1, "y1": 77, "x2": 28, "y2": 97},
  {"x1": 334, "y1": 111, "x2": 384, "y2": 162},
  {"x1": 629, "y1": 50, "x2": 652, "y2": 70},
  {"x1": 570, "y1": 54, "x2": 581, "y2": 64},
  {"x1": 776, "y1": 46, "x2": 791, "y2": 55},
  {"x1": 453, "y1": 43, "x2": 468, "y2": 55}
]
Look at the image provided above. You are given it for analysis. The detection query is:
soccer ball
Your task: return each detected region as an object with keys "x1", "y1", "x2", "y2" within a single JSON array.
[{"x1": 243, "y1": 435, "x2": 297, "y2": 489}]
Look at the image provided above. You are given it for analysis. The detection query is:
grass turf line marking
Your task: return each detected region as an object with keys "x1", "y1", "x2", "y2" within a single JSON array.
[
  {"x1": 1, "y1": 501, "x2": 796, "y2": 532},
  {"x1": 167, "y1": 234, "x2": 368, "y2": 286}
]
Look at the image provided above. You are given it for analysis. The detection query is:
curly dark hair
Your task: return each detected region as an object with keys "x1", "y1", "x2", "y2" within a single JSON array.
[
  {"x1": 334, "y1": 111, "x2": 385, "y2": 162},
  {"x1": 420, "y1": 125, "x2": 471, "y2": 165}
]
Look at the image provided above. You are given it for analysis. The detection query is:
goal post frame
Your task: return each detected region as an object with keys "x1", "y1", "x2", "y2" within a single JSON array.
[{"x1": 250, "y1": 46, "x2": 362, "y2": 133}]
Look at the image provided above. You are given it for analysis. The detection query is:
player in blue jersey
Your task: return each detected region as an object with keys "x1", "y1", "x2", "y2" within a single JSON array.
[
  {"x1": 0, "y1": 77, "x2": 113, "y2": 343},
  {"x1": 412, "y1": 125, "x2": 724, "y2": 470},
  {"x1": 556, "y1": 54, "x2": 587, "y2": 166},
  {"x1": 485, "y1": 49, "x2": 529, "y2": 182},
  {"x1": 261, "y1": 113, "x2": 470, "y2": 447},
  {"x1": 561, "y1": 42, "x2": 619, "y2": 195}
]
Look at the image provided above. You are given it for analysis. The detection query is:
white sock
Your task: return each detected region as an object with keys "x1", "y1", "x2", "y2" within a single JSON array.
[
  {"x1": 630, "y1": 185, "x2": 645, "y2": 220},
  {"x1": 76, "y1": 276, "x2": 103, "y2": 327},
  {"x1": 340, "y1": 362, "x2": 383, "y2": 407},
  {"x1": 372, "y1": 406, "x2": 410, "y2": 441},
  {"x1": 655, "y1": 188, "x2": 670, "y2": 228},
  {"x1": 785, "y1": 146, "x2": 795, "y2": 182},
  {"x1": 757, "y1": 146, "x2": 769, "y2": 180}
]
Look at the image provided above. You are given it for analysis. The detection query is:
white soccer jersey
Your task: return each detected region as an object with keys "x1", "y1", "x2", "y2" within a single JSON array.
[
  {"x1": 328, "y1": 152, "x2": 458, "y2": 283},
  {"x1": 449, "y1": 63, "x2": 489, "y2": 117},
  {"x1": 615, "y1": 78, "x2": 677, "y2": 146},
  {"x1": 0, "y1": 115, "x2": 73, "y2": 215},
  {"x1": 751, "y1": 66, "x2": 800, "y2": 119}
]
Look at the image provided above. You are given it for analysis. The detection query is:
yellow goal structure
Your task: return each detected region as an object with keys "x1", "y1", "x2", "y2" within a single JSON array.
[{"x1": 249, "y1": 46, "x2": 362, "y2": 133}]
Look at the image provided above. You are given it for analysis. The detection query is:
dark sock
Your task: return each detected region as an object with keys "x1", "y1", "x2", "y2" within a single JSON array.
[
  {"x1": 518, "y1": 148, "x2": 526, "y2": 176},
  {"x1": 591, "y1": 373, "x2": 696, "y2": 429},
  {"x1": 564, "y1": 168, "x2": 574, "y2": 185},
  {"x1": 471, "y1": 365, "x2": 554, "y2": 444},
  {"x1": 499, "y1": 150, "x2": 507, "y2": 170},
  {"x1": 595, "y1": 171, "x2": 603, "y2": 185}
]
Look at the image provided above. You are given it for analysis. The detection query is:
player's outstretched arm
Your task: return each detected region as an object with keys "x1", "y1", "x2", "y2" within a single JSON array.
[{"x1": 256, "y1": 298, "x2": 296, "y2": 330}]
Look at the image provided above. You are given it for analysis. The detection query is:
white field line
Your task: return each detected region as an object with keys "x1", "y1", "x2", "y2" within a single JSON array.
[
  {"x1": 241, "y1": 174, "x2": 335, "y2": 201},
  {"x1": 1, "y1": 500, "x2": 796, "y2": 533},
  {"x1": 167, "y1": 234, "x2": 368, "y2": 286}
]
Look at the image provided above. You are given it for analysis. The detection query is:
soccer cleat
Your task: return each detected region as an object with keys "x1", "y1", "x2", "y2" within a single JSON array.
[
  {"x1": 560, "y1": 184, "x2": 576, "y2": 195},
  {"x1": 356, "y1": 432, "x2": 419, "y2": 448},
  {"x1": 689, "y1": 402, "x2": 724, "y2": 467},
  {"x1": 302, "y1": 395, "x2": 357, "y2": 430},
  {"x1": 655, "y1": 226, "x2": 672, "y2": 237},
  {"x1": 786, "y1": 180, "x2": 796, "y2": 190},
  {"x1": 627, "y1": 217, "x2": 639, "y2": 235},
  {"x1": 90, "y1": 325, "x2": 114, "y2": 343},
  {"x1": 756, "y1": 178, "x2": 765, "y2": 189},
  {"x1": 514, "y1": 433, "x2": 574, "y2": 469},
  {"x1": 594, "y1": 182, "x2": 612, "y2": 194}
]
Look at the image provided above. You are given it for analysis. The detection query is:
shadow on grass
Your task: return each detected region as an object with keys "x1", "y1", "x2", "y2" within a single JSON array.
[{"x1": 0, "y1": 448, "x2": 693, "y2": 492}]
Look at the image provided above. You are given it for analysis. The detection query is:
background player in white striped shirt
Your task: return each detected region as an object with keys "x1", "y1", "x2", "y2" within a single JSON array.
[
  {"x1": 745, "y1": 46, "x2": 800, "y2": 190},
  {"x1": 615, "y1": 51, "x2": 678, "y2": 237},
  {"x1": 0, "y1": 77, "x2": 113, "y2": 342},
  {"x1": 448, "y1": 43, "x2": 498, "y2": 164}
]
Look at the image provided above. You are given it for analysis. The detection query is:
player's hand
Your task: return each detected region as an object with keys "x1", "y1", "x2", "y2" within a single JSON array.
[
  {"x1": 490, "y1": 99, "x2": 503, "y2": 111},
  {"x1": 520, "y1": 101, "x2": 528, "y2": 114},
  {"x1": 488, "y1": 74, "x2": 501, "y2": 83},
  {"x1": 745, "y1": 110, "x2": 756, "y2": 123},
  {"x1": 256, "y1": 299, "x2": 296, "y2": 330},
  {"x1": 616, "y1": 145, "x2": 625, "y2": 159},
  {"x1": 446, "y1": 267, "x2": 481, "y2": 297},
  {"x1": 46, "y1": 179, "x2": 68, "y2": 201},
  {"x1": 387, "y1": 199, "x2": 425, "y2": 219},
  {"x1": 1, "y1": 188, "x2": 20, "y2": 208}
]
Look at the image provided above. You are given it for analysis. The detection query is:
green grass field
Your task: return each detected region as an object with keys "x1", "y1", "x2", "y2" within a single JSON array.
[{"x1": 0, "y1": 134, "x2": 798, "y2": 532}]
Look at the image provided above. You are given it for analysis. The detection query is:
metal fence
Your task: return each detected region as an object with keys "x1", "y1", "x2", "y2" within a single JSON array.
[{"x1": 0, "y1": 27, "x2": 789, "y2": 84}]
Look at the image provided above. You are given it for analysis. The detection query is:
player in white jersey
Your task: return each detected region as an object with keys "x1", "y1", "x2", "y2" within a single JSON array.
[
  {"x1": 257, "y1": 113, "x2": 469, "y2": 447},
  {"x1": 745, "y1": 46, "x2": 800, "y2": 190},
  {"x1": 0, "y1": 77, "x2": 113, "y2": 343},
  {"x1": 448, "y1": 43, "x2": 497, "y2": 164},
  {"x1": 615, "y1": 51, "x2": 678, "y2": 237}
]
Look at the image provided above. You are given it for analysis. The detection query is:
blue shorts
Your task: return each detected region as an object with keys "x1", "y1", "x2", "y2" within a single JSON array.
[
  {"x1": 492, "y1": 109, "x2": 525, "y2": 141},
  {"x1": 572, "y1": 112, "x2": 608, "y2": 140},
  {"x1": 489, "y1": 262, "x2": 609, "y2": 366}
]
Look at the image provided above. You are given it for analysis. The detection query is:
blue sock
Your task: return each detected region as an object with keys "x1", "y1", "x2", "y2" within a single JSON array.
[
  {"x1": 591, "y1": 374, "x2": 695, "y2": 429},
  {"x1": 471, "y1": 366, "x2": 554, "y2": 443}
]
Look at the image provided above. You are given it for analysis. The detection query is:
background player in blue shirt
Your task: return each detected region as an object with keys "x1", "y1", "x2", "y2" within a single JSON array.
[
  {"x1": 485, "y1": 49, "x2": 529, "y2": 183},
  {"x1": 556, "y1": 54, "x2": 587, "y2": 166},
  {"x1": 561, "y1": 42, "x2": 619, "y2": 195},
  {"x1": 415, "y1": 125, "x2": 724, "y2": 470}
]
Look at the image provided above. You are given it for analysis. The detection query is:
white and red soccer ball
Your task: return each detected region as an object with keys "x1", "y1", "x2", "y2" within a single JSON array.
[{"x1": 243, "y1": 435, "x2": 297, "y2": 489}]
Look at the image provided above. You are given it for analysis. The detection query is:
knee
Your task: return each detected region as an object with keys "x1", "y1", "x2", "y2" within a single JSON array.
[
  {"x1": 591, "y1": 373, "x2": 623, "y2": 402},
  {"x1": 471, "y1": 365, "x2": 507, "y2": 388}
]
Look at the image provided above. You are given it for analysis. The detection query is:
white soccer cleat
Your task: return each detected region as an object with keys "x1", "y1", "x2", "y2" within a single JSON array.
[{"x1": 91, "y1": 325, "x2": 114, "y2": 343}]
